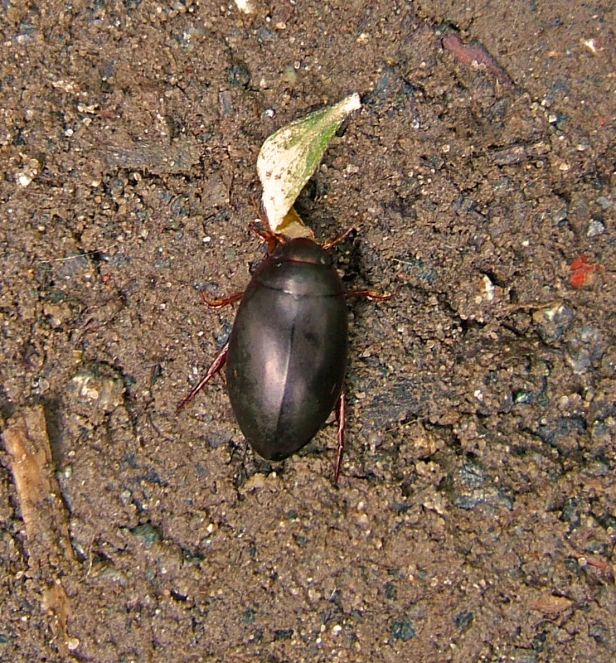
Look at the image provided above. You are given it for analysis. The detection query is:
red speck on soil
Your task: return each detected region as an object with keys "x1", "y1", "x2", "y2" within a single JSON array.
[{"x1": 570, "y1": 254, "x2": 599, "y2": 287}]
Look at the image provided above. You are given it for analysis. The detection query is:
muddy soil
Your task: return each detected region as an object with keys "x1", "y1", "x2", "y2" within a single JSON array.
[{"x1": 1, "y1": 0, "x2": 615, "y2": 661}]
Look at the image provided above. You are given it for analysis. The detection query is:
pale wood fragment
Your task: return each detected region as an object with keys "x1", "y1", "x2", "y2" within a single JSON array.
[{"x1": 3, "y1": 405, "x2": 75, "y2": 656}]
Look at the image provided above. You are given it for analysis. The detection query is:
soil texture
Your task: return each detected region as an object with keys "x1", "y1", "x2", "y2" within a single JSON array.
[{"x1": 1, "y1": 0, "x2": 615, "y2": 661}]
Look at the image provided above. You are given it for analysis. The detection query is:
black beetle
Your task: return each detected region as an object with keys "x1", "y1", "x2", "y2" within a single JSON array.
[
  {"x1": 177, "y1": 229, "x2": 386, "y2": 480},
  {"x1": 227, "y1": 237, "x2": 348, "y2": 463}
]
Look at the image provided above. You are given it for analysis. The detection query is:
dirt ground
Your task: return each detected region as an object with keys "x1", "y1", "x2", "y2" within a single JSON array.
[{"x1": 1, "y1": 0, "x2": 615, "y2": 661}]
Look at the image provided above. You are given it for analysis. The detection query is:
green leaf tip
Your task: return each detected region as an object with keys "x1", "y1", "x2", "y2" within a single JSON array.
[{"x1": 257, "y1": 93, "x2": 361, "y2": 236}]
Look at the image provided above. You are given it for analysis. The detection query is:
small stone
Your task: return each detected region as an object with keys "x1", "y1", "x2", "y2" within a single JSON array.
[
  {"x1": 408, "y1": 422, "x2": 440, "y2": 459},
  {"x1": 281, "y1": 64, "x2": 297, "y2": 84},
  {"x1": 98, "y1": 567, "x2": 128, "y2": 587},
  {"x1": 566, "y1": 324, "x2": 605, "y2": 373},
  {"x1": 356, "y1": 513, "x2": 371, "y2": 530},
  {"x1": 586, "y1": 219, "x2": 605, "y2": 237},
  {"x1": 537, "y1": 417, "x2": 585, "y2": 455},
  {"x1": 596, "y1": 196, "x2": 613, "y2": 209},
  {"x1": 68, "y1": 366, "x2": 125, "y2": 412},
  {"x1": 589, "y1": 621, "x2": 611, "y2": 645},
  {"x1": 241, "y1": 473, "x2": 266, "y2": 491},
  {"x1": 390, "y1": 616, "x2": 416, "y2": 641},
  {"x1": 227, "y1": 63, "x2": 251, "y2": 88},
  {"x1": 509, "y1": 649, "x2": 537, "y2": 663},
  {"x1": 234, "y1": 0, "x2": 255, "y2": 14},
  {"x1": 533, "y1": 304, "x2": 574, "y2": 342},
  {"x1": 131, "y1": 522, "x2": 162, "y2": 548},
  {"x1": 452, "y1": 461, "x2": 514, "y2": 510},
  {"x1": 454, "y1": 610, "x2": 474, "y2": 630},
  {"x1": 551, "y1": 207, "x2": 567, "y2": 224},
  {"x1": 242, "y1": 607, "x2": 256, "y2": 624},
  {"x1": 481, "y1": 274, "x2": 495, "y2": 301},
  {"x1": 66, "y1": 637, "x2": 80, "y2": 651},
  {"x1": 513, "y1": 390, "x2": 533, "y2": 405}
]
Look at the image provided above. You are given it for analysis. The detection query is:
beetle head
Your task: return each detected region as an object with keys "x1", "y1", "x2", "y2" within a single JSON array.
[{"x1": 272, "y1": 237, "x2": 333, "y2": 267}]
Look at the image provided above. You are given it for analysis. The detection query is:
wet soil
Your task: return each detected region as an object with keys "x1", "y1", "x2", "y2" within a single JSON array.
[{"x1": 1, "y1": 0, "x2": 615, "y2": 661}]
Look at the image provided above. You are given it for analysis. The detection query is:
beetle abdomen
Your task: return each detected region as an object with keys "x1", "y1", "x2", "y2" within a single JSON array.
[{"x1": 226, "y1": 262, "x2": 348, "y2": 461}]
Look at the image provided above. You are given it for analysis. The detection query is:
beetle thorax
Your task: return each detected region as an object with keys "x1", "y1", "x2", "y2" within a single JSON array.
[{"x1": 272, "y1": 238, "x2": 333, "y2": 267}]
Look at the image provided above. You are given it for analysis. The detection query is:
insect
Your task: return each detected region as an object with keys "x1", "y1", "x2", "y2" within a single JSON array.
[{"x1": 177, "y1": 225, "x2": 387, "y2": 481}]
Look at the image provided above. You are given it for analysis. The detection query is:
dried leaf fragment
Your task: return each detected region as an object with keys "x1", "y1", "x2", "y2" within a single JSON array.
[{"x1": 257, "y1": 93, "x2": 361, "y2": 235}]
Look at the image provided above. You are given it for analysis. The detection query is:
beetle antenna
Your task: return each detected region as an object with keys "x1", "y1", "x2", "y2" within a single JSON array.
[
  {"x1": 322, "y1": 217, "x2": 361, "y2": 250},
  {"x1": 249, "y1": 196, "x2": 272, "y2": 231},
  {"x1": 247, "y1": 222, "x2": 283, "y2": 253}
]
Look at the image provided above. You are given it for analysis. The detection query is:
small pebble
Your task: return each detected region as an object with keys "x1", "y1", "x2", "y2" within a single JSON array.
[
  {"x1": 390, "y1": 616, "x2": 416, "y2": 642},
  {"x1": 68, "y1": 367, "x2": 125, "y2": 412},
  {"x1": 586, "y1": 219, "x2": 605, "y2": 237},
  {"x1": 533, "y1": 304, "x2": 574, "y2": 342}
]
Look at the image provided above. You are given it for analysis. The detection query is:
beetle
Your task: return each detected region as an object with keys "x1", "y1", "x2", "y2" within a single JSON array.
[{"x1": 177, "y1": 227, "x2": 387, "y2": 481}]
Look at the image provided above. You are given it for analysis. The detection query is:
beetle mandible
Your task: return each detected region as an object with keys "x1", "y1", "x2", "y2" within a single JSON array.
[{"x1": 177, "y1": 226, "x2": 387, "y2": 481}]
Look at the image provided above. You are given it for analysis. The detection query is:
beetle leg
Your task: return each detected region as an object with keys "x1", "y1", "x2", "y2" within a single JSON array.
[
  {"x1": 333, "y1": 392, "x2": 346, "y2": 483},
  {"x1": 345, "y1": 288, "x2": 392, "y2": 301},
  {"x1": 176, "y1": 343, "x2": 229, "y2": 414},
  {"x1": 200, "y1": 290, "x2": 243, "y2": 308}
]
